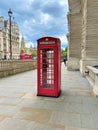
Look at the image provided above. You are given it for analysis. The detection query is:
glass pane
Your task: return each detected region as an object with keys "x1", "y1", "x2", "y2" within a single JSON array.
[{"x1": 40, "y1": 49, "x2": 54, "y2": 89}]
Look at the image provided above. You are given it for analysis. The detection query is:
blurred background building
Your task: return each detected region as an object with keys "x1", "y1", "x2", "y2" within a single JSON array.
[{"x1": 0, "y1": 16, "x2": 20, "y2": 59}]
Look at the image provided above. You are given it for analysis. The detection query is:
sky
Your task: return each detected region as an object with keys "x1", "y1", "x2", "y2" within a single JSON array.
[{"x1": 0, "y1": 0, "x2": 68, "y2": 49}]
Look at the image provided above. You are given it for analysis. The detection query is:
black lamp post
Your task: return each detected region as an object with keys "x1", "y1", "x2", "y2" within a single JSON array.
[{"x1": 8, "y1": 9, "x2": 13, "y2": 60}]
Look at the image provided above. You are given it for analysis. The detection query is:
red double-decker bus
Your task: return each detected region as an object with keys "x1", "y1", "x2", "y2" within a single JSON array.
[{"x1": 20, "y1": 53, "x2": 32, "y2": 60}]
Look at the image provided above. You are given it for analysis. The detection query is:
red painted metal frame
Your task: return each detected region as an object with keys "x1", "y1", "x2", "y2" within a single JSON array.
[{"x1": 37, "y1": 36, "x2": 61, "y2": 97}]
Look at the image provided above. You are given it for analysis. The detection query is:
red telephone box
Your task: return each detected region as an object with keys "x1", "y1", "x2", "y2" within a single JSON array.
[{"x1": 37, "y1": 36, "x2": 61, "y2": 97}]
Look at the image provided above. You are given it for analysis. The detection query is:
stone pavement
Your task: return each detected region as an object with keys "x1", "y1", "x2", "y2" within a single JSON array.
[{"x1": 0, "y1": 63, "x2": 98, "y2": 130}]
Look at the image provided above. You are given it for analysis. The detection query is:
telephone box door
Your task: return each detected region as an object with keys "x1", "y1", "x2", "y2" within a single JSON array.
[{"x1": 37, "y1": 36, "x2": 61, "y2": 97}]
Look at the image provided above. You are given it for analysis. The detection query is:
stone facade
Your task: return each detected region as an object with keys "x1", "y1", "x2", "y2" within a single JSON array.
[
  {"x1": 0, "y1": 16, "x2": 20, "y2": 60},
  {"x1": 67, "y1": 0, "x2": 98, "y2": 75},
  {"x1": 20, "y1": 36, "x2": 37, "y2": 56},
  {"x1": 20, "y1": 36, "x2": 26, "y2": 53},
  {"x1": 0, "y1": 60, "x2": 37, "y2": 78},
  {"x1": 80, "y1": 0, "x2": 98, "y2": 75},
  {"x1": 67, "y1": 0, "x2": 82, "y2": 70},
  {"x1": 86, "y1": 65, "x2": 98, "y2": 96}
]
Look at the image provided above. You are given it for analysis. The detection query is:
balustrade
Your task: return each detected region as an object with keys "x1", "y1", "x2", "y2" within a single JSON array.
[{"x1": 0, "y1": 60, "x2": 37, "y2": 78}]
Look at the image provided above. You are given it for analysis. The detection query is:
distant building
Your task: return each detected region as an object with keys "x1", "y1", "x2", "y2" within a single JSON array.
[
  {"x1": 20, "y1": 35, "x2": 26, "y2": 53},
  {"x1": 20, "y1": 35, "x2": 37, "y2": 56},
  {"x1": 0, "y1": 16, "x2": 20, "y2": 59}
]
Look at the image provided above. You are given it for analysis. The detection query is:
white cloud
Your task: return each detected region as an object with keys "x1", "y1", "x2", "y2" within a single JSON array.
[
  {"x1": 59, "y1": 35, "x2": 68, "y2": 44},
  {"x1": 26, "y1": 41, "x2": 35, "y2": 48},
  {"x1": 58, "y1": 35, "x2": 68, "y2": 50},
  {"x1": 0, "y1": 0, "x2": 68, "y2": 49},
  {"x1": 40, "y1": 13, "x2": 52, "y2": 25},
  {"x1": 60, "y1": 0, "x2": 68, "y2": 6}
]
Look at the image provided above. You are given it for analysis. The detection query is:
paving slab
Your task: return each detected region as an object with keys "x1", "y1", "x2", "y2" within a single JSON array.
[{"x1": 0, "y1": 63, "x2": 97, "y2": 130}]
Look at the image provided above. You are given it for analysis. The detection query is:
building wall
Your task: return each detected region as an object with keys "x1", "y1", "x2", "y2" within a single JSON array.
[
  {"x1": 86, "y1": 0, "x2": 98, "y2": 59},
  {"x1": 80, "y1": 0, "x2": 98, "y2": 75},
  {"x1": 0, "y1": 60, "x2": 37, "y2": 78},
  {"x1": 0, "y1": 31, "x2": 3, "y2": 59},
  {"x1": 67, "y1": 0, "x2": 82, "y2": 70},
  {"x1": 68, "y1": 0, "x2": 98, "y2": 75},
  {"x1": 0, "y1": 16, "x2": 20, "y2": 60}
]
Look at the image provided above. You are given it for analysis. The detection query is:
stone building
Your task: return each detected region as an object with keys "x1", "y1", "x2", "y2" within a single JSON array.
[
  {"x1": 67, "y1": 0, "x2": 98, "y2": 75},
  {"x1": 20, "y1": 35, "x2": 36, "y2": 55},
  {"x1": 0, "y1": 16, "x2": 20, "y2": 59},
  {"x1": 67, "y1": 0, "x2": 82, "y2": 71},
  {"x1": 20, "y1": 35, "x2": 26, "y2": 53}
]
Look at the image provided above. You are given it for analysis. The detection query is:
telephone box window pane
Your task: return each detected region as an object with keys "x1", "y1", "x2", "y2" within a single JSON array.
[{"x1": 40, "y1": 49, "x2": 54, "y2": 89}]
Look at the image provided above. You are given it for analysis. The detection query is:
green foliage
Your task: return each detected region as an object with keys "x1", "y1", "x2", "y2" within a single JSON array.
[
  {"x1": 62, "y1": 51, "x2": 67, "y2": 57},
  {"x1": 31, "y1": 51, "x2": 37, "y2": 57},
  {"x1": 61, "y1": 46, "x2": 68, "y2": 57},
  {"x1": 65, "y1": 46, "x2": 68, "y2": 52}
]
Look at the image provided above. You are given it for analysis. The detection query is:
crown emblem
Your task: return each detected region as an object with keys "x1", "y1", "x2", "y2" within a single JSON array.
[{"x1": 45, "y1": 38, "x2": 48, "y2": 41}]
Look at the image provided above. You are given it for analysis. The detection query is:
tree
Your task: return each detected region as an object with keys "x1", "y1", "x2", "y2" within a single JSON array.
[
  {"x1": 61, "y1": 46, "x2": 68, "y2": 58},
  {"x1": 31, "y1": 51, "x2": 37, "y2": 57}
]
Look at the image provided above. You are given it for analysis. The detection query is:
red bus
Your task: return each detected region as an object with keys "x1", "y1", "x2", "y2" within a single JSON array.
[{"x1": 20, "y1": 53, "x2": 32, "y2": 60}]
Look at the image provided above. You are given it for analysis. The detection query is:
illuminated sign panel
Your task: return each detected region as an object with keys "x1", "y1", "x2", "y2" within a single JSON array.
[{"x1": 40, "y1": 41, "x2": 55, "y2": 44}]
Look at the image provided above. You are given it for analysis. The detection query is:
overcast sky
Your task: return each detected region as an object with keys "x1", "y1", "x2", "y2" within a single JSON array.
[{"x1": 0, "y1": 0, "x2": 68, "y2": 49}]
